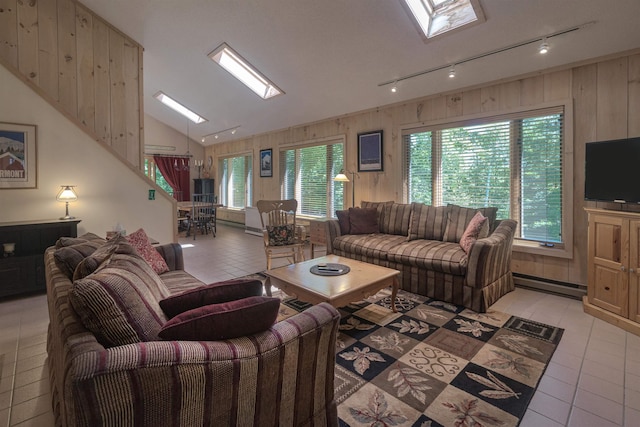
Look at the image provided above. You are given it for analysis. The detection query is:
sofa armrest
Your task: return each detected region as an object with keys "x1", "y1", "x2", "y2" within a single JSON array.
[
  {"x1": 466, "y1": 219, "x2": 517, "y2": 289},
  {"x1": 67, "y1": 303, "x2": 340, "y2": 426},
  {"x1": 154, "y1": 243, "x2": 184, "y2": 271},
  {"x1": 325, "y1": 219, "x2": 341, "y2": 254}
]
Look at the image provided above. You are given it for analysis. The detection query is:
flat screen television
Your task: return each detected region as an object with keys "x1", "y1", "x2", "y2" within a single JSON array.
[{"x1": 585, "y1": 137, "x2": 640, "y2": 203}]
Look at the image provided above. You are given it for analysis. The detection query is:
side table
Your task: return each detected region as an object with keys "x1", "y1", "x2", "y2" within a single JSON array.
[{"x1": 308, "y1": 218, "x2": 329, "y2": 258}]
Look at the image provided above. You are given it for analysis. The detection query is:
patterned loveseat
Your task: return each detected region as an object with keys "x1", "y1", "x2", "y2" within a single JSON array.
[
  {"x1": 325, "y1": 202, "x2": 517, "y2": 312},
  {"x1": 45, "y1": 233, "x2": 340, "y2": 427}
]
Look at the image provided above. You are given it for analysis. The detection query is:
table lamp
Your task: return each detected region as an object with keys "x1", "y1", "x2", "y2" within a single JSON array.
[{"x1": 56, "y1": 185, "x2": 78, "y2": 220}]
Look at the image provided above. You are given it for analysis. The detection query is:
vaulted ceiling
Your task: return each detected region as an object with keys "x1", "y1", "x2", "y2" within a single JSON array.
[{"x1": 79, "y1": 0, "x2": 640, "y2": 146}]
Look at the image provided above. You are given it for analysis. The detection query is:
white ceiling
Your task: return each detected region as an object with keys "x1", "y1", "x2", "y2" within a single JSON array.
[{"x1": 78, "y1": 0, "x2": 640, "y2": 146}]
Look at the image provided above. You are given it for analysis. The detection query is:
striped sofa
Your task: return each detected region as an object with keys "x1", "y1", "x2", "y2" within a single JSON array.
[
  {"x1": 326, "y1": 202, "x2": 517, "y2": 313},
  {"x1": 45, "y1": 242, "x2": 340, "y2": 427}
]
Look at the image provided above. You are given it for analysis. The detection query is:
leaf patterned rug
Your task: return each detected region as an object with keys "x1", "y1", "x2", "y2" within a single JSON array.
[{"x1": 278, "y1": 287, "x2": 564, "y2": 427}]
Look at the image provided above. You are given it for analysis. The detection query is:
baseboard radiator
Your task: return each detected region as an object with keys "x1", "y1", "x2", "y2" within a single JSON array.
[
  {"x1": 513, "y1": 273, "x2": 587, "y2": 300},
  {"x1": 244, "y1": 207, "x2": 263, "y2": 236}
]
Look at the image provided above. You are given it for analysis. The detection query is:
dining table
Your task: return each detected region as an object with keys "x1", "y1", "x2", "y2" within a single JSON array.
[{"x1": 177, "y1": 201, "x2": 223, "y2": 237}]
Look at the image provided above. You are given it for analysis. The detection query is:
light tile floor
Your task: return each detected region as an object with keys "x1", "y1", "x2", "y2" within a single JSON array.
[{"x1": 1, "y1": 223, "x2": 640, "y2": 426}]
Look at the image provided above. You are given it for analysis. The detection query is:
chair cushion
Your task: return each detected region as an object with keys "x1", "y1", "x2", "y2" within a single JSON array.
[
  {"x1": 158, "y1": 296, "x2": 280, "y2": 341},
  {"x1": 53, "y1": 239, "x2": 105, "y2": 279},
  {"x1": 72, "y1": 234, "x2": 138, "y2": 280},
  {"x1": 459, "y1": 211, "x2": 488, "y2": 253},
  {"x1": 159, "y1": 279, "x2": 264, "y2": 318},
  {"x1": 336, "y1": 210, "x2": 351, "y2": 235},
  {"x1": 70, "y1": 253, "x2": 170, "y2": 347},
  {"x1": 126, "y1": 228, "x2": 169, "y2": 274},
  {"x1": 349, "y1": 207, "x2": 379, "y2": 234},
  {"x1": 408, "y1": 203, "x2": 448, "y2": 241},
  {"x1": 267, "y1": 224, "x2": 296, "y2": 246}
]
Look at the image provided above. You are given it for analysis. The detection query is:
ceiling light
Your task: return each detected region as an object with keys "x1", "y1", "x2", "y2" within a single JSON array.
[
  {"x1": 201, "y1": 126, "x2": 241, "y2": 143},
  {"x1": 153, "y1": 92, "x2": 208, "y2": 124},
  {"x1": 209, "y1": 43, "x2": 283, "y2": 100},
  {"x1": 538, "y1": 39, "x2": 549, "y2": 54},
  {"x1": 448, "y1": 65, "x2": 456, "y2": 78},
  {"x1": 391, "y1": 82, "x2": 398, "y2": 93}
]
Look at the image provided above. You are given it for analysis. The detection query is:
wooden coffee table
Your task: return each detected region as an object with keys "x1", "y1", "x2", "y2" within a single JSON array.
[{"x1": 263, "y1": 255, "x2": 399, "y2": 311}]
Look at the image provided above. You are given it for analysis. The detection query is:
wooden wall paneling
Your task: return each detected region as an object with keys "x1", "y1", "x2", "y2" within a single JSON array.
[
  {"x1": 480, "y1": 85, "x2": 499, "y2": 112},
  {"x1": 75, "y1": 5, "x2": 95, "y2": 131},
  {"x1": 519, "y1": 75, "x2": 544, "y2": 106},
  {"x1": 446, "y1": 92, "x2": 463, "y2": 118},
  {"x1": 497, "y1": 81, "x2": 521, "y2": 110},
  {"x1": 543, "y1": 70, "x2": 571, "y2": 101},
  {"x1": 109, "y1": 30, "x2": 127, "y2": 158},
  {"x1": 57, "y1": 0, "x2": 77, "y2": 115},
  {"x1": 0, "y1": 0, "x2": 18, "y2": 67},
  {"x1": 511, "y1": 252, "x2": 544, "y2": 277},
  {"x1": 629, "y1": 54, "x2": 640, "y2": 137},
  {"x1": 17, "y1": 0, "x2": 38, "y2": 84},
  {"x1": 597, "y1": 57, "x2": 628, "y2": 140},
  {"x1": 542, "y1": 257, "x2": 570, "y2": 283},
  {"x1": 424, "y1": 96, "x2": 447, "y2": 121},
  {"x1": 38, "y1": 0, "x2": 59, "y2": 99},
  {"x1": 462, "y1": 88, "x2": 482, "y2": 115},
  {"x1": 123, "y1": 39, "x2": 141, "y2": 166},
  {"x1": 93, "y1": 18, "x2": 111, "y2": 144}
]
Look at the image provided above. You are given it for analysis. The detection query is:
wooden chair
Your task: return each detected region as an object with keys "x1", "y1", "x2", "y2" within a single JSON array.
[
  {"x1": 256, "y1": 199, "x2": 306, "y2": 270},
  {"x1": 188, "y1": 193, "x2": 216, "y2": 239}
]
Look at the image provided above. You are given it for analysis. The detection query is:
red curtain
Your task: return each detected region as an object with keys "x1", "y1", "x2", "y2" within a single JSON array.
[{"x1": 154, "y1": 156, "x2": 190, "y2": 201}]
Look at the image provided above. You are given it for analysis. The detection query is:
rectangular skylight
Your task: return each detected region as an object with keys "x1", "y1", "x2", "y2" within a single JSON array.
[
  {"x1": 209, "y1": 43, "x2": 283, "y2": 100},
  {"x1": 153, "y1": 92, "x2": 208, "y2": 124},
  {"x1": 403, "y1": 0, "x2": 484, "y2": 39}
]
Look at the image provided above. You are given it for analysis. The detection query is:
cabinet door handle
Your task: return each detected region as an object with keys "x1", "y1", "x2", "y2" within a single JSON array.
[
  {"x1": 621, "y1": 266, "x2": 626, "y2": 272},
  {"x1": 631, "y1": 268, "x2": 636, "y2": 273}
]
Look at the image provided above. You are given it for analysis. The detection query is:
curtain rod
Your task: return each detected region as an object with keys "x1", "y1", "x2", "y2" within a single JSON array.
[{"x1": 144, "y1": 153, "x2": 193, "y2": 158}]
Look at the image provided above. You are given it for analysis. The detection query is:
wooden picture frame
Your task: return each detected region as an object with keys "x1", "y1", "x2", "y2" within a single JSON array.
[
  {"x1": 260, "y1": 148, "x2": 273, "y2": 177},
  {"x1": 358, "y1": 130, "x2": 383, "y2": 172},
  {"x1": 0, "y1": 122, "x2": 37, "y2": 189}
]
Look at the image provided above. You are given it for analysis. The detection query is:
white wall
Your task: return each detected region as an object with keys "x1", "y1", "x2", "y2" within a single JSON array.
[{"x1": 0, "y1": 65, "x2": 175, "y2": 243}]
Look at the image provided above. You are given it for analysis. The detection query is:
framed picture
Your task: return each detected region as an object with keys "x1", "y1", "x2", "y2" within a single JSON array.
[
  {"x1": 0, "y1": 122, "x2": 37, "y2": 189},
  {"x1": 260, "y1": 148, "x2": 273, "y2": 177},
  {"x1": 358, "y1": 130, "x2": 383, "y2": 172}
]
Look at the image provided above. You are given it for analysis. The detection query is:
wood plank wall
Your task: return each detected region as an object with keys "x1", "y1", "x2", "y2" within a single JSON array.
[
  {"x1": 208, "y1": 50, "x2": 640, "y2": 286},
  {"x1": 0, "y1": 0, "x2": 143, "y2": 168}
]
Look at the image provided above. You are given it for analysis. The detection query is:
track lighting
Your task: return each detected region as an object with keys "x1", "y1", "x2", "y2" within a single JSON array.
[
  {"x1": 448, "y1": 65, "x2": 456, "y2": 78},
  {"x1": 201, "y1": 125, "x2": 241, "y2": 142},
  {"x1": 538, "y1": 39, "x2": 549, "y2": 54},
  {"x1": 391, "y1": 81, "x2": 398, "y2": 93}
]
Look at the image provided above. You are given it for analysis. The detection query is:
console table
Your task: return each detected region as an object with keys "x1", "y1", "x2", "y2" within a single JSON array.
[{"x1": 0, "y1": 219, "x2": 80, "y2": 298}]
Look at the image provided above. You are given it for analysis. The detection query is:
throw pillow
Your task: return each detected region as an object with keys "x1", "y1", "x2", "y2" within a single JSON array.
[
  {"x1": 459, "y1": 211, "x2": 488, "y2": 253},
  {"x1": 158, "y1": 296, "x2": 280, "y2": 341},
  {"x1": 443, "y1": 204, "x2": 498, "y2": 242},
  {"x1": 53, "y1": 239, "x2": 105, "y2": 279},
  {"x1": 159, "y1": 279, "x2": 264, "y2": 318},
  {"x1": 336, "y1": 210, "x2": 351, "y2": 235},
  {"x1": 126, "y1": 228, "x2": 169, "y2": 274},
  {"x1": 70, "y1": 252, "x2": 170, "y2": 347},
  {"x1": 266, "y1": 224, "x2": 295, "y2": 246},
  {"x1": 55, "y1": 232, "x2": 106, "y2": 249},
  {"x1": 348, "y1": 207, "x2": 379, "y2": 234},
  {"x1": 72, "y1": 234, "x2": 138, "y2": 280}
]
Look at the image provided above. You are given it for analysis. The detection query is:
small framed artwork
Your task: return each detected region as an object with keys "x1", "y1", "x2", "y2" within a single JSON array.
[
  {"x1": 0, "y1": 122, "x2": 37, "y2": 189},
  {"x1": 260, "y1": 148, "x2": 273, "y2": 177},
  {"x1": 358, "y1": 130, "x2": 383, "y2": 172}
]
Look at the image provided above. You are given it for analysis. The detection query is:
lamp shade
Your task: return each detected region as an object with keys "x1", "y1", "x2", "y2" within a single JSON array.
[
  {"x1": 333, "y1": 172, "x2": 350, "y2": 182},
  {"x1": 56, "y1": 186, "x2": 78, "y2": 202}
]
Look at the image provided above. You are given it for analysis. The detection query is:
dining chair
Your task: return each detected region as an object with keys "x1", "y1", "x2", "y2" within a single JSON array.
[
  {"x1": 188, "y1": 193, "x2": 216, "y2": 239},
  {"x1": 256, "y1": 199, "x2": 306, "y2": 270}
]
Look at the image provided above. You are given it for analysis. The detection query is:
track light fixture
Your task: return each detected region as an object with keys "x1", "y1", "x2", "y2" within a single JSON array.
[
  {"x1": 391, "y1": 81, "x2": 398, "y2": 93},
  {"x1": 538, "y1": 38, "x2": 549, "y2": 54},
  {"x1": 448, "y1": 65, "x2": 456, "y2": 78},
  {"x1": 201, "y1": 125, "x2": 241, "y2": 143}
]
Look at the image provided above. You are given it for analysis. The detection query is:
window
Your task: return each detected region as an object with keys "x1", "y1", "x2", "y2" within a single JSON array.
[
  {"x1": 219, "y1": 154, "x2": 253, "y2": 208},
  {"x1": 403, "y1": 106, "x2": 565, "y2": 246},
  {"x1": 144, "y1": 156, "x2": 174, "y2": 195},
  {"x1": 280, "y1": 140, "x2": 345, "y2": 217},
  {"x1": 403, "y1": 0, "x2": 485, "y2": 40}
]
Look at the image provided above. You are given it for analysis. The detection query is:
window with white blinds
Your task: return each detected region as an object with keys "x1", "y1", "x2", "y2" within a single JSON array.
[
  {"x1": 403, "y1": 106, "x2": 564, "y2": 244},
  {"x1": 219, "y1": 154, "x2": 252, "y2": 208},
  {"x1": 280, "y1": 141, "x2": 345, "y2": 217}
]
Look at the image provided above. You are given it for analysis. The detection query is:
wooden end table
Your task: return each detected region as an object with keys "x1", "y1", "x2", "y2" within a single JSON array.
[{"x1": 263, "y1": 255, "x2": 399, "y2": 311}]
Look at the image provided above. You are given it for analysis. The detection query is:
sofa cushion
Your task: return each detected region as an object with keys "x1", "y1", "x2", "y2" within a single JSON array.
[
  {"x1": 159, "y1": 279, "x2": 264, "y2": 318},
  {"x1": 53, "y1": 239, "x2": 105, "y2": 279},
  {"x1": 333, "y1": 233, "x2": 407, "y2": 260},
  {"x1": 55, "y1": 232, "x2": 106, "y2": 249},
  {"x1": 443, "y1": 204, "x2": 498, "y2": 243},
  {"x1": 72, "y1": 234, "x2": 138, "y2": 280},
  {"x1": 126, "y1": 228, "x2": 169, "y2": 274},
  {"x1": 349, "y1": 207, "x2": 379, "y2": 234},
  {"x1": 266, "y1": 224, "x2": 296, "y2": 246},
  {"x1": 408, "y1": 203, "x2": 448, "y2": 241},
  {"x1": 459, "y1": 212, "x2": 488, "y2": 253},
  {"x1": 159, "y1": 270, "x2": 207, "y2": 294},
  {"x1": 361, "y1": 201, "x2": 394, "y2": 231},
  {"x1": 336, "y1": 210, "x2": 351, "y2": 235},
  {"x1": 382, "y1": 203, "x2": 413, "y2": 236},
  {"x1": 70, "y1": 253, "x2": 170, "y2": 347},
  {"x1": 158, "y1": 296, "x2": 280, "y2": 341},
  {"x1": 387, "y1": 240, "x2": 468, "y2": 275}
]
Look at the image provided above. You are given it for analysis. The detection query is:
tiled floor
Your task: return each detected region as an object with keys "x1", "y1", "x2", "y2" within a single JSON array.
[{"x1": 1, "y1": 223, "x2": 640, "y2": 426}]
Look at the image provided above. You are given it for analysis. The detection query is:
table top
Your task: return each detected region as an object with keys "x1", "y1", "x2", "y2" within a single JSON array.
[
  {"x1": 177, "y1": 201, "x2": 223, "y2": 210},
  {"x1": 263, "y1": 255, "x2": 399, "y2": 301}
]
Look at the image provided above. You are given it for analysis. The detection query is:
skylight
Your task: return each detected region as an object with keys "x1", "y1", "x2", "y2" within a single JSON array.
[
  {"x1": 403, "y1": 0, "x2": 485, "y2": 39},
  {"x1": 153, "y1": 92, "x2": 208, "y2": 124},
  {"x1": 208, "y1": 43, "x2": 283, "y2": 100}
]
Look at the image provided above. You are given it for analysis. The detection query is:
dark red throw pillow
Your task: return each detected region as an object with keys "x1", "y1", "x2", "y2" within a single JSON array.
[
  {"x1": 336, "y1": 210, "x2": 351, "y2": 235},
  {"x1": 158, "y1": 296, "x2": 280, "y2": 341},
  {"x1": 159, "y1": 279, "x2": 264, "y2": 318},
  {"x1": 348, "y1": 207, "x2": 379, "y2": 234}
]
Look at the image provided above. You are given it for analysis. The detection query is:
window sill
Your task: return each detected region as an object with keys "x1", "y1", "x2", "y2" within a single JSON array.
[{"x1": 512, "y1": 240, "x2": 572, "y2": 259}]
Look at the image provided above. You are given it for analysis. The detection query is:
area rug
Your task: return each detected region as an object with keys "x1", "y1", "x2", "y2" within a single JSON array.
[{"x1": 275, "y1": 287, "x2": 564, "y2": 427}]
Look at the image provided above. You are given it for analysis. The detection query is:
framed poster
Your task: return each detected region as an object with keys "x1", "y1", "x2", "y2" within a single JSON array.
[
  {"x1": 358, "y1": 130, "x2": 383, "y2": 172},
  {"x1": 0, "y1": 122, "x2": 37, "y2": 189},
  {"x1": 260, "y1": 148, "x2": 273, "y2": 177}
]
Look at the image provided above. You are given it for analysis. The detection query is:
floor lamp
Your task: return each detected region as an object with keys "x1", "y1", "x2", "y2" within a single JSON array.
[{"x1": 334, "y1": 170, "x2": 355, "y2": 207}]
